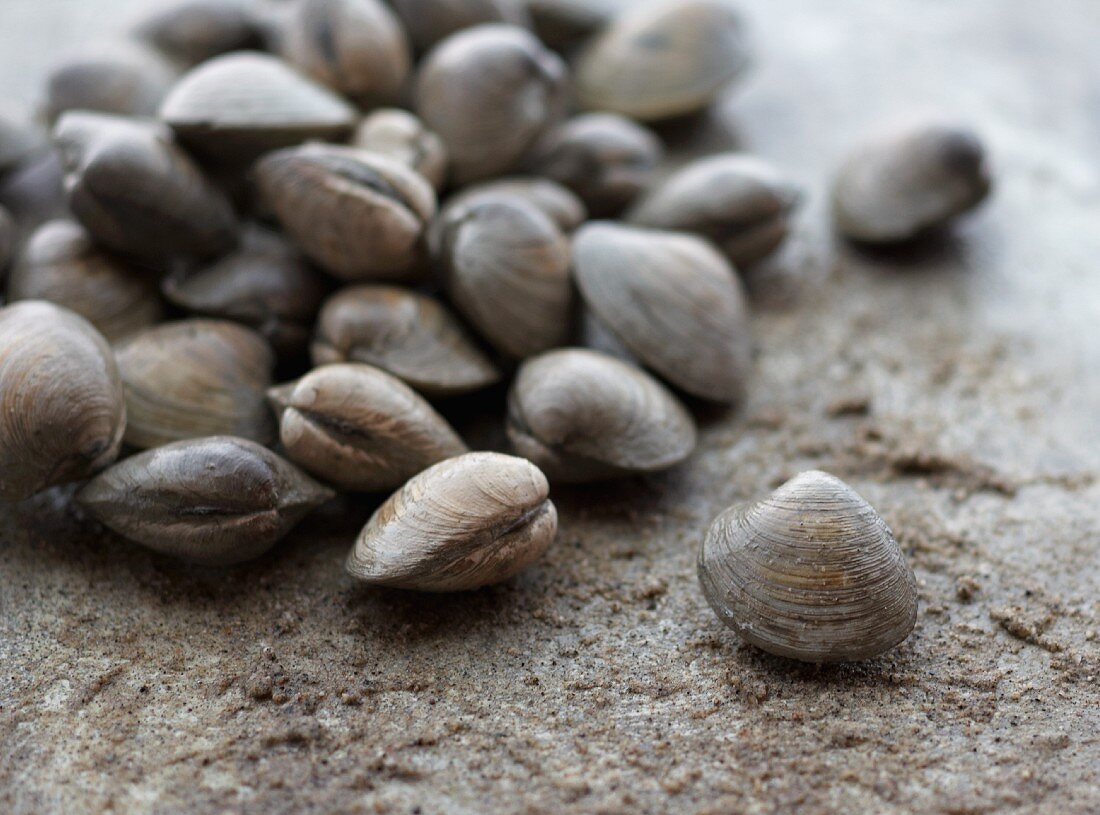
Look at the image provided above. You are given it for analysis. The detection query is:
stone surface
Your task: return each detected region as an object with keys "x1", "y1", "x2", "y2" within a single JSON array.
[{"x1": 2, "y1": 1, "x2": 1099, "y2": 813}]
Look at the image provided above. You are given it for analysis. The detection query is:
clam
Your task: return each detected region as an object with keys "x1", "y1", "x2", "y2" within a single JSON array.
[
  {"x1": 352, "y1": 109, "x2": 448, "y2": 191},
  {"x1": 441, "y1": 177, "x2": 586, "y2": 232},
  {"x1": 438, "y1": 196, "x2": 573, "y2": 359},
  {"x1": 282, "y1": 0, "x2": 410, "y2": 107},
  {"x1": 1, "y1": 108, "x2": 46, "y2": 177},
  {"x1": 312, "y1": 285, "x2": 500, "y2": 397},
  {"x1": 575, "y1": 0, "x2": 751, "y2": 122},
  {"x1": 255, "y1": 143, "x2": 436, "y2": 282},
  {"x1": 53, "y1": 112, "x2": 238, "y2": 267},
  {"x1": 162, "y1": 225, "x2": 329, "y2": 358},
  {"x1": 77, "y1": 436, "x2": 334, "y2": 565},
  {"x1": 159, "y1": 51, "x2": 357, "y2": 164},
  {"x1": 347, "y1": 452, "x2": 557, "y2": 591},
  {"x1": 271, "y1": 363, "x2": 468, "y2": 492},
  {"x1": 630, "y1": 154, "x2": 802, "y2": 268},
  {"x1": 415, "y1": 25, "x2": 567, "y2": 184},
  {"x1": 0, "y1": 151, "x2": 67, "y2": 233},
  {"x1": 527, "y1": 113, "x2": 663, "y2": 217},
  {"x1": 115, "y1": 319, "x2": 276, "y2": 449},
  {"x1": 0, "y1": 301, "x2": 125, "y2": 502},
  {"x1": 525, "y1": 0, "x2": 614, "y2": 53},
  {"x1": 507, "y1": 348, "x2": 696, "y2": 483},
  {"x1": 572, "y1": 222, "x2": 753, "y2": 403},
  {"x1": 698, "y1": 470, "x2": 919, "y2": 662},
  {"x1": 0, "y1": 205, "x2": 13, "y2": 276},
  {"x1": 832, "y1": 120, "x2": 992, "y2": 243},
  {"x1": 390, "y1": 0, "x2": 530, "y2": 55},
  {"x1": 132, "y1": 0, "x2": 267, "y2": 67},
  {"x1": 44, "y1": 41, "x2": 178, "y2": 123},
  {"x1": 7, "y1": 220, "x2": 163, "y2": 342}
]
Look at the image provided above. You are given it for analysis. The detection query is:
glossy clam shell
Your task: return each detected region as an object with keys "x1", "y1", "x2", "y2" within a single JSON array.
[
  {"x1": 133, "y1": 0, "x2": 267, "y2": 67},
  {"x1": 273, "y1": 363, "x2": 468, "y2": 493},
  {"x1": 390, "y1": 0, "x2": 530, "y2": 54},
  {"x1": 54, "y1": 112, "x2": 238, "y2": 267},
  {"x1": 7, "y1": 220, "x2": 162, "y2": 342},
  {"x1": 0, "y1": 301, "x2": 125, "y2": 502},
  {"x1": 44, "y1": 41, "x2": 178, "y2": 123},
  {"x1": 347, "y1": 452, "x2": 557, "y2": 591},
  {"x1": 77, "y1": 436, "x2": 334, "y2": 565},
  {"x1": 698, "y1": 470, "x2": 919, "y2": 663},
  {"x1": 282, "y1": 0, "x2": 410, "y2": 107},
  {"x1": 572, "y1": 222, "x2": 753, "y2": 403},
  {"x1": 441, "y1": 177, "x2": 586, "y2": 232},
  {"x1": 575, "y1": 0, "x2": 750, "y2": 122},
  {"x1": 352, "y1": 109, "x2": 448, "y2": 191},
  {"x1": 159, "y1": 51, "x2": 357, "y2": 163},
  {"x1": 312, "y1": 285, "x2": 500, "y2": 398},
  {"x1": 833, "y1": 120, "x2": 992, "y2": 243},
  {"x1": 439, "y1": 196, "x2": 573, "y2": 359},
  {"x1": 115, "y1": 319, "x2": 276, "y2": 450},
  {"x1": 415, "y1": 24, "x2": 567, "y2": 184},
  {"x1": 507, "y1": 348, "x2": 696, "y2": 483},
  {"x1": 527, "y1": 113, "x2": 663, "y2": 217},
  {"x1": 255, "y1": 144, "x2": 437, "y2": 282},
  {"x1": 630, "y1": 154, "x2": 801, "y2": 268}
]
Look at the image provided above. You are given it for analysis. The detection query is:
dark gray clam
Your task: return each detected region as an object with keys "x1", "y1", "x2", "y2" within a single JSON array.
[
  {"x1": 0, "y1": 205, "x2": 13, "y2": 277},
  {"x1": 415, "y1": 25, "x2": 567, "y2": 184},
  {"x1": 390, "y1": 0, "x2": 530, "y2": 55},
  {"x1": 44, "y1": 41, "x2": 178, "y2": 123},
  {"x1": 630, "y1": 154, "x2": 801, "y2": 268},
  {"x1": 132, "y1": 0, "x2": 268, "y2": 67},
  {"x1": 77, "y1": 436, "x2": 334, "y2": 565},
  {"x1": 1, "y1": 108, "x2": 46, "y2": 177},
  {"x1": 525, "y1": 0, "x2": 615, "y2": 53}
]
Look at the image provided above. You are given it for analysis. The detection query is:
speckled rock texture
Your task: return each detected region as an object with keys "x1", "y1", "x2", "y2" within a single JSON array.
[{"x1": 2, "y1": 1, "x2": 1099, "y2": 813}]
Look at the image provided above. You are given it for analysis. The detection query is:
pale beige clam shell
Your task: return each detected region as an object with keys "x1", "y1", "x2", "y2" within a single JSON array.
[{"x1": 352, "y1": 109, "x2": 449, "y2": 191}]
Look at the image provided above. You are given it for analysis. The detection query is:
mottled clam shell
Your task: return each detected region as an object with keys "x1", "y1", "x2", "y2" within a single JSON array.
[
  {"x1": 77, "y1": 436, "x2": 335, "y2": 565},
  {"x1": 162, "y1": 226, "x2": 329, "y2": 358},
  {"x1": 630, "y1": 154, "x2": 802, "y2": 268},
  {"x1": 0, "y1": 301, "x2": 125, "y2": 502},
  {"x1": 441, "y1": 177, "x2": 586, "y2": 232},
  {"x1": 7, "y1": 220, "x2": 162, "y2": 342},
  {"x1": 698, "y1": 470, "x2": 919, "y2": 662},
  {"x1": 415, "y1": 25, "x2": 567, "y2": 184},
  {"x1": 273, "y1": 363, "x2": 468, "y2": 492},
  {"x1": 347, "y1": 452, "x2": 557, "y2": 591},
  {"x1": 159, "y1": 51, "x2": 357, "y2": 163},
  {"x1": 352, "y1": 109, "x2": 448, "y2": 191},
  {"x1": 44, "y1": 41, "x2": 178, "y2": 123},
  {"x1": 527, "y1": 113, "x2": 663, "y2": 217},
  {"x1": 572, "y1": 222, "x2": 753, "y2": 403},
  {"x1": 255, "y1": 143, "x2": 437, "y2": 282},
  {"x1": 576, "y1": 0, "x2": 750, "y2": 122},
  {"x1": 312, "y1": 285, "x2": 500, "y2": 397},
  {"x1": 132, "y1": 0, "x2": 267, "y2": 67},
  {"x1": 439, "y1": 196, "x2": 573, "y2": 359},
  {"x1": 54, "y1": 112, "x2": 239, "y2": 267},
  {"x1": 833, "y1": 120, "x2": 992, "y2": 243},
  {"x1": 115, "y1": 319, "x2": 276, "y2": 450},
  {"x1": 282, "y1": 0, "x2": 410, "y2": 107},
  {"x1": 507, "y1": 348, "x2": 696, "y2": 483},
  {"x1": 390, "y1": 0, "x2": 530, "y2": 54}
]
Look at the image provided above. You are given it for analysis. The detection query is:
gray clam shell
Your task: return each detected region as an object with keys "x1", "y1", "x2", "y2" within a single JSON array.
[{"x1": 390, "y1": 0, "x2": 531, "y2": 55}]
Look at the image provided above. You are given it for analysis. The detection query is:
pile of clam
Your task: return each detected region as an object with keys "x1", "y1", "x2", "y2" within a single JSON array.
[{"x1": 0, "y1": 0, "x2": 990, "y2": 662}]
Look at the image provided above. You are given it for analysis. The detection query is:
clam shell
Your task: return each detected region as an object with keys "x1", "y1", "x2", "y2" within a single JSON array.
[
  {"x1": 115, "y1": 319, "x2": 276, "y2": 449},
  {"x1": 630, "y1": 154, "x2": 802, "y2": 268},
  {"x1": 282, "y1": 0, "x2": 411, "y2": 107},
  {"x1": 159, "y1": 51, "x2": 357, "y2": 164},
  {"x1": 273, "y1": 363, "x2": 468, "y2": 492},
  {"x1": 0, "y1": 205, "x2": 14, "y2": 277},
  {"x1": 44, "y1": 41, "x2": 178, "y2": 123},
  {"x1": 525, "y1": 0, "x2": 615, "y2": 53},
  {"x1": 255, "y1": 143, "x2": 437, "y2": 282},
  {"x1": 415, "y1": 24, "x2": 567, "y2": 184},
  {"x1": 833, "y1": 120, "x2": 992, "y2": 243},
  {"x1": 441, "y1": 176, "x2": 586, "y2": 232},
  {"x1": 352, "y1": 109, "x2": 449, "y2": 191},
  {"x1": 133, "y1": 0, "x2": 267, "y2": 67},
  {"x1": 7, "y1": 220, "x2": 162, "y2": 342},
  {"x1": 162, "y1": 226, "x2": 329, "y2": 358},
  {"x1": 1, "y1": 108, "x2": 46, "y2": 176},
  {"x1": 572, "y1": 222, "x2": 753, "y2": 403},
  {"x1": 439, "y1": 196, "x2": 573, "y2": 359},
  {"x1": 527, "y1": 113, "x2": 663, "y2": 217},
  {"x1": 698, "y1": 470, "x2": 919, "y2": 662},
  {"x1": 347, "y1": 452, "x2": 557, "y2": 591},
  {"x1": 77, "y1": 436, "x2": 335, "y2": 565},
  {"x1": 390, "y1": 0, "x2": 530, "y2": 55},
  {"x1": 53, "y1": 112, "x2": 239, "y2": 267},
  {"x1": 312, "y1": 285, "x2": 500, "y2": 397},
  {"x1": 507, "y1": 348, "x2": 696, "y2": 483},
  {"x1": 575, "y1": 0, "x2": 751, "y2": 121},
  {"x1": 0, "y1": 151, "x2": 68, "y2": 235},
  {"x1": 0, "y1": 301, "x2": 125, "y2": 502}
]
